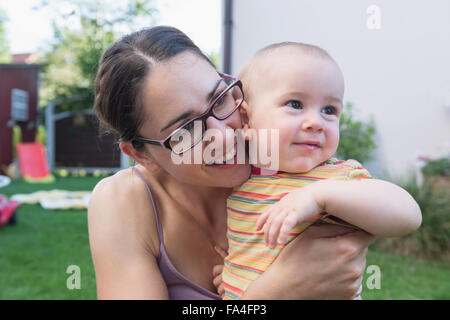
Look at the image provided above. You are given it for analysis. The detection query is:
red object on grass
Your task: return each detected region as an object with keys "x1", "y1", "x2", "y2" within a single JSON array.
[
  {"x1": 0, "y1": 195, "x2": 7, "y2": 208},
  {"x1": 0, "y1": 198, "x2": 19, "y2": 227},
  {"x1": 17, "y1": 142, "x2": 51, "y2": 179}
]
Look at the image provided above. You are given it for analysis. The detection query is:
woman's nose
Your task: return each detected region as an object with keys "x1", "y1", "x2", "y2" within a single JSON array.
[
  {"x1": 206, "y1": 106, "x2": 243, "y2": 131},
  {"x1": 301, "y1": 110, "x2": 325, "y2": 132},
  {"x1": 205, "y1": 115, "x2": 239, "y2": 149}
]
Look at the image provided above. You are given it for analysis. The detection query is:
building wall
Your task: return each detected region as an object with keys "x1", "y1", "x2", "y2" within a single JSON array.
[
  {"x1": 0, "y1": 64, "x2": 39, "y2": 174},
  {"x1": 228, "y1": 0, "x2": 450, "y2": 178}
]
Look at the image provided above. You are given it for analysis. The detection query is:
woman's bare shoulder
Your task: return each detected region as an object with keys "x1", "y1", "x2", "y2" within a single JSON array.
[
  {"x1": 88, "y1": 167, "x2": 160, "y2": 256},
  {"x1": 92, "y1": 166, "x2": 144, "y2": 192},
  {"x1": 88, "y1": 167, "x2": 169, "y2": 298}
]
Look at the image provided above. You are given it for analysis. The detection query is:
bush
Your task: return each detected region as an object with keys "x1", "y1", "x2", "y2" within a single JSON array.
[
  {"x1": 374, "y1": 174, "x2": 450, "y2": 259},
  {"x1": 336, "y1": 102, "x2": 376, "y2": 163},
  {"x1": 422, "y1": 157, "x2": 450, "y2": 176},
  {"x1": 12, "y1": 125, "x2": 21, "y2": 158},
  {"x1": 35, "y1": 124, "x2": 46, "y2": 146}
]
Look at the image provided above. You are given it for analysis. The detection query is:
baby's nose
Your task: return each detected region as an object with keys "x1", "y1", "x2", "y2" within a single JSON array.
[{"x1": 301, "y1": 111, "x2": 325, "y2": 132}]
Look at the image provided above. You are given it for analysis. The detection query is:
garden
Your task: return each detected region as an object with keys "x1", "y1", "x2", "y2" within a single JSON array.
[
  {"x1": 1, "y1": 105, "x2": 449, "y2": 299},
  {"x1": 1, "y1": 0, "x2": 449, "y2": 300},
  {"x1": 1, "y1": 174, "x2": 449, "y2": 299}
]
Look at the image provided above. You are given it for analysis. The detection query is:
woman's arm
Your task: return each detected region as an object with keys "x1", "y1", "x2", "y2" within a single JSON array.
[
  {"x1": 241, "y1": 225, "x2": 374, "y2": 299},
  {"x1": 88, "y1": 175, "x2": 169, "y2": 299}
]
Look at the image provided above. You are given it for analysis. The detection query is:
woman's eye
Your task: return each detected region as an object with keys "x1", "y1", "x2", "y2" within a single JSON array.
[
  {"x1": 182, "y1": 121, "x2": 195, "y2": 132},
  {"x1": 322, "y1": 106, "x2": 337, "y2": 115},
  {"x1": 172, "y1": 121, "x2": 194, "y2": 140},
  {"x1": 213, "y1": 95, "x2": 226, "y2": 108},
  {"x1": 286, "y1": 100, "x2": 303, "y2": 109}
]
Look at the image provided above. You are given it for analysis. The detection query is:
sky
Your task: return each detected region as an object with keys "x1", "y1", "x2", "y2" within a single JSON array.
[{"x1": 1, "y1": 0, "x2": 222, "y2": 55}]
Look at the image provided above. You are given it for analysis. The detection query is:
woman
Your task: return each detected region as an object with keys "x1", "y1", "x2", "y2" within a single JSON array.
[{"x1": 88, "y1": 26, "x2": 374, "y2": 299}]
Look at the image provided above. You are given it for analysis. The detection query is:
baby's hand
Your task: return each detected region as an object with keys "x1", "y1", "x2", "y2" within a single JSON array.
[{"x1": 255, "y1": 186, "x2": 323, "y2": 248}]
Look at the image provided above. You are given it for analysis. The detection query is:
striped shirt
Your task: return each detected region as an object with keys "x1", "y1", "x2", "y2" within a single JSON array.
[{"x1": 222, "y1": 157, "x2": 371, "y2": 300}]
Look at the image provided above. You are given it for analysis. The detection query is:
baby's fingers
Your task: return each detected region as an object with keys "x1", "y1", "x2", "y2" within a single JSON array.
[
  {"x1": 266, "y1": 209, "x2": 289, "y2": 248},
  {"x1": 277, "y1": 213, "x2": 298, "y2": 245},
  {"x1": 263, "y1": 209, "x2": 277, "y2": 247},
  {"x1": 255, "y1": 206, "x2": 273, "y2": 231}
]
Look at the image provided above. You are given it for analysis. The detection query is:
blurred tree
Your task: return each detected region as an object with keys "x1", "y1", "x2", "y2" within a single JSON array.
[
  {"x1": 37, "y1": 0, "x2": 157, "y2": 112},
  {"x1": 207, "y1": 51, "x2": 220, "y2": 70},
  {"x1": 336, "y1": 102, "x2": 377, "y2": 163},
  {"x1": 0, "y1": 8, "x2": 11, "y2": 63}
]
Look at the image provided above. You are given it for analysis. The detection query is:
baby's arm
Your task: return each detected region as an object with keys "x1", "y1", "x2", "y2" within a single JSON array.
[
  {"x1": 312, "y1": 179, "x2": 421, "y2": 236},
  {"x1": 256, "y1": 179, "x2": 422, "y2": 248}
]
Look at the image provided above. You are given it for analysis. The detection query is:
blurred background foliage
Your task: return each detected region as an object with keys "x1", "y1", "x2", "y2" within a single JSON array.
[
  {"x1": 421, "y1": 157, "x2": 450, "y2": 176},
  {"x1": 375, "y1": 172, "x2": 450, "y2": 260},
  {"x1": 35, "y1": 0, "x2": 158, "y2": 112},
  {"x1": 0, "y1": 8, "x2": 11, "y2": 62},
  {"x1": 336, "y1": 102, "x2": 377, "y2": 164}
]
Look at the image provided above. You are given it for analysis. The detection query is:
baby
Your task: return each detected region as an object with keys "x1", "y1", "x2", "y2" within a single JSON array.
[{"x1": 220, "y1": 42, "x2": 422, "y2": 300}]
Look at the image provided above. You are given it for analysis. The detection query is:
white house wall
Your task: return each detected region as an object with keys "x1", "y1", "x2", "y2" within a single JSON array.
[{"x1": 228, "y1": 0, "x2": 450, "y2": 178}]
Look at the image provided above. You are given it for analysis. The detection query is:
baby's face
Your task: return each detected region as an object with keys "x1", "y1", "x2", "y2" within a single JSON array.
[{"x1": 246, "y1": 48, "x2": 344, "y2": 173}]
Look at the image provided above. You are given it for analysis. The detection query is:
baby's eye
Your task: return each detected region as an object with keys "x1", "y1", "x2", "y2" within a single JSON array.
[
  {"x1": 322, "y1": 106, "x2": 337, "y2": 115},
  {"x1": 286, "y1": 100, "x2": 303, "y2": 109}
]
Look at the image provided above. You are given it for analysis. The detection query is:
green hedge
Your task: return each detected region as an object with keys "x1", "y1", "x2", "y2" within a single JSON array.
[{"x1": 422, "y1": 157, "x2": 450, "y2": 176}]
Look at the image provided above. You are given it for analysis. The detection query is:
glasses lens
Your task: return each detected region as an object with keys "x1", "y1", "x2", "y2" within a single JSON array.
[
  {"x1": 169, "y1": 120, "x2": 204, "y2": 154},
  {"x1": 212, "y1": 82, "x2": 243, "y2": 119}
]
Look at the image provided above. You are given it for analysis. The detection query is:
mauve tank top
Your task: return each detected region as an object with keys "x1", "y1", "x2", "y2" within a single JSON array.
[{"x1": 133, "y1": 166, "x2": 221, "y2": 300}]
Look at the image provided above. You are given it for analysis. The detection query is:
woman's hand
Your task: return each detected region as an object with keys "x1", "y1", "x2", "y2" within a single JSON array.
[
  {"x1": 212, "y1": 245, "x2": 228, "y2": 298},
  {"x1": 242, "y1": 224, "x2": 375, "y2": 299}
]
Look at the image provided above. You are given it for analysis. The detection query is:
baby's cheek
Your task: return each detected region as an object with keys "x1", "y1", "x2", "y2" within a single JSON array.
[
  {"x1": 318, "y1": 131, "x2": 339, "y2": 163},
  {"x1": 327, "y1": 126, "x2": 340, "y2": 152}
]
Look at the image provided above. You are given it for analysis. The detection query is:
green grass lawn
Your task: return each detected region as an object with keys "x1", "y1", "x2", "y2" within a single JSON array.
[
  {"x1": 0, "y1": 177, "x2": 449, "y2": 299},
  {"x1": 0, "y1": 176, "x2": 101, "y2": 299}
]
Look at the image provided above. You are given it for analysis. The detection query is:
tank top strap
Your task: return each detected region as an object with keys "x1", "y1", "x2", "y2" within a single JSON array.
[
  {"x1": 131, "y1": 166, "x2": 221, "y2": 300},
  {"x1": 132, "y1": 166, "x2": 164, "y2": 242}
]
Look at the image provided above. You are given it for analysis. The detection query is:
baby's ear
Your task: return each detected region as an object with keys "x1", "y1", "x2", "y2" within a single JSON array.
[{"x1": 239, "y1": 100, "x2": 253, "y2": 141}]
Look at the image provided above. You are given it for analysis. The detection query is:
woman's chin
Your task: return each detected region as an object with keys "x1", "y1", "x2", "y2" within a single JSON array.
[{"x1": 203, "y1": 163, "x2": 251, "y2": 187}]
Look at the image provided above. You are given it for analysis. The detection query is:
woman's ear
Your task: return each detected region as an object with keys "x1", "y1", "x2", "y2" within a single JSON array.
[
  {"x1": 239, "y1": 100, "x2": 252, "y2": 141},
  {"x1": 119, "y1": 141, "x2": 160, "y2": 173}
]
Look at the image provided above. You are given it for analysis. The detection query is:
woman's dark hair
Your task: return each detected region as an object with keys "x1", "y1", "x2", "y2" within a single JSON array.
[{"x1": 94, "y1": 26, "x2": 214, "y2": 150}]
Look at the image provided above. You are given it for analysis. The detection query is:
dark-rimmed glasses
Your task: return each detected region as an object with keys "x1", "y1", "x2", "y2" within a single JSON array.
[{"x1": 132, "y1": 73, "x2": 244, "y2": 154}]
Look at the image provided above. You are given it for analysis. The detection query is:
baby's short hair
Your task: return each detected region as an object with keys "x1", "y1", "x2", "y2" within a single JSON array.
[
  {"x1": 238, "y1": 42, "x2": 335, "y2": 103},
  {"x1": 256, "y1": 41, "x2": 332, "y2": 60}
]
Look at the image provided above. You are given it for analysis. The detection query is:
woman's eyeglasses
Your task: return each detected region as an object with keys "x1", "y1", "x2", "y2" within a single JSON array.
[{"x1": 132, "y1": 73, "x2": 244, "y2": 154}]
